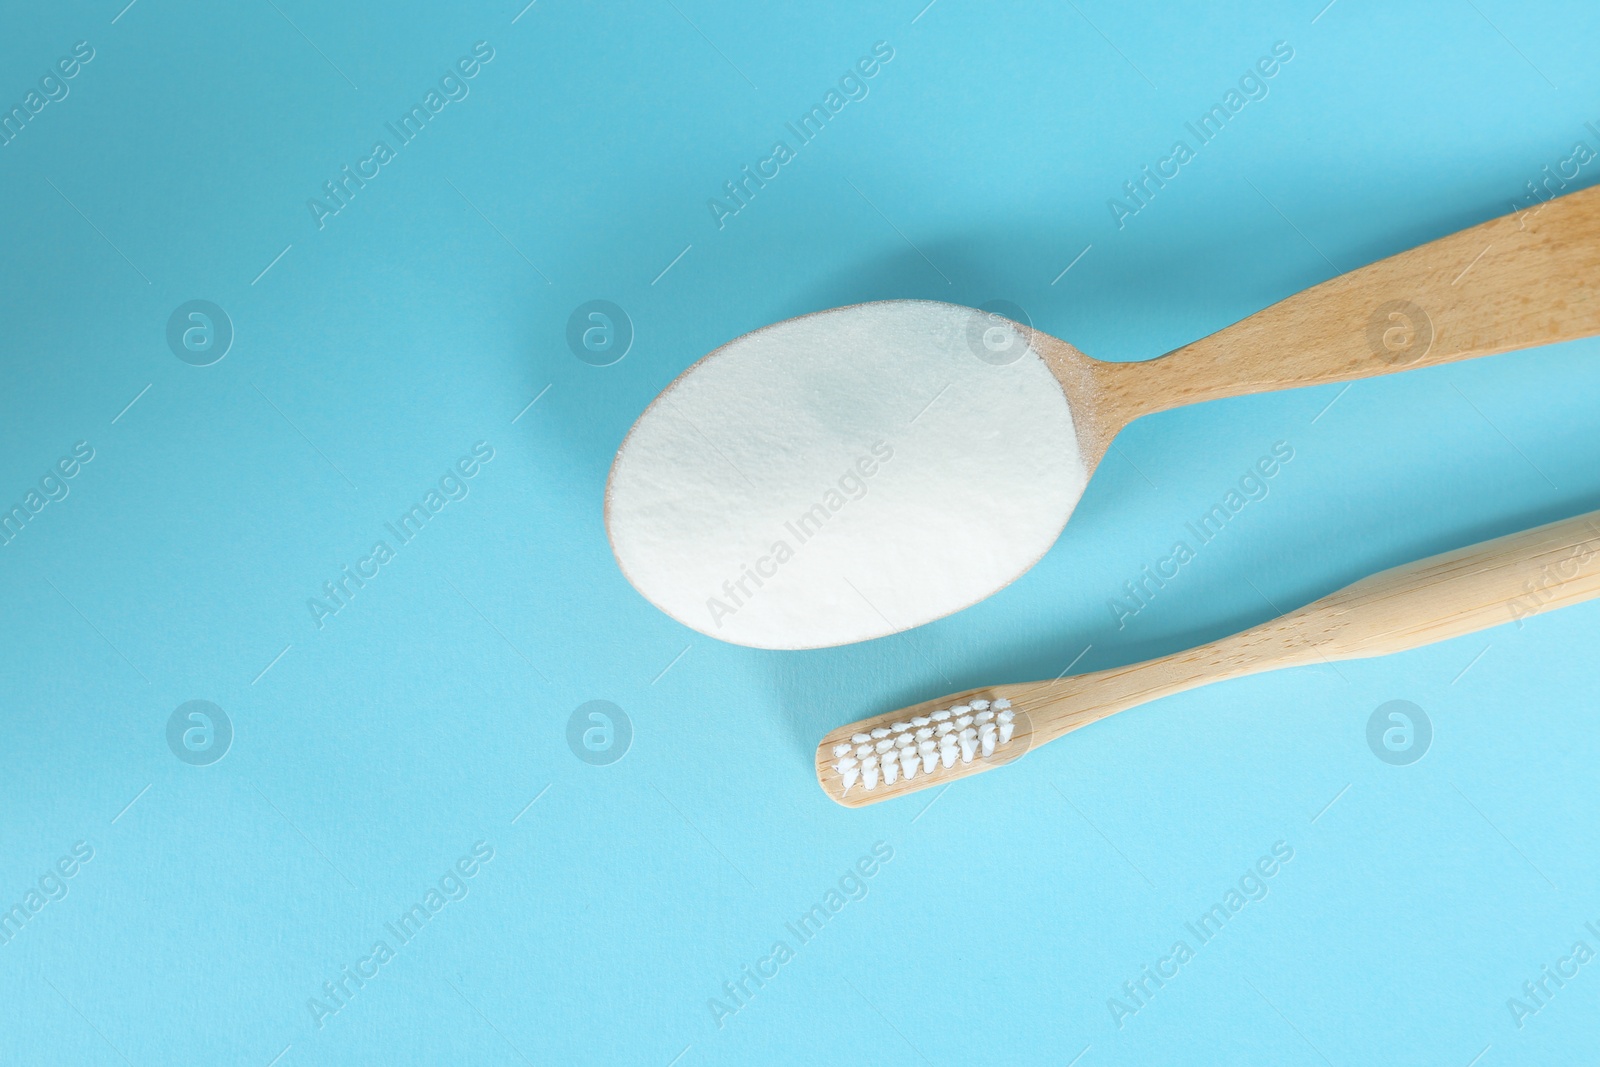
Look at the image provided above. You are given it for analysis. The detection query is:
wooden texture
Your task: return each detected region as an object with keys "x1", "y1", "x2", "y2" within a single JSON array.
[
  {"x1": 817, "y1": 510, "x2": 1600, "y2": 807},
  {"x1": 1031, "y1": 182, "x2": 1600, "y2": 469}
]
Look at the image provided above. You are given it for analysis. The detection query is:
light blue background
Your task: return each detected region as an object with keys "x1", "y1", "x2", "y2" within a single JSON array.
[{"x1": 3, "y1": 1, "x2": 1598, "y2": 1063}]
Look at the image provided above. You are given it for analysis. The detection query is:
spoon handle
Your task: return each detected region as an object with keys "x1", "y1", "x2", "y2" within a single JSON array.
[
  {"x1": 1109, "y1": 182, "x2": 1600, "y2": 420},
  {"x1": 817, "y1": 509, "x2": 1600, "y2": 806}
]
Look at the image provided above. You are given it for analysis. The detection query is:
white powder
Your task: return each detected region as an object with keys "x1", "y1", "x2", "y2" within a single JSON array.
[{"x1": 606, "y1": 300, "x2": 1087, "y2": 649}]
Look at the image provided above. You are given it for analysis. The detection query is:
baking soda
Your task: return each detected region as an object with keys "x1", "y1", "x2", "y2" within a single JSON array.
[{"x1": 606, "y1": 301, "x2": 1086, "y2": 648}]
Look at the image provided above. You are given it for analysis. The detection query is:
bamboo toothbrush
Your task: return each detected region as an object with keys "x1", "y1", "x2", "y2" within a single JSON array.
[{"x1": 816, "y1": 510, "x2": 1600, "y2": 806}]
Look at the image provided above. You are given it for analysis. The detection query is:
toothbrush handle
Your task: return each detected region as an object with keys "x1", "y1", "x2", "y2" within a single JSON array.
[
  {"x1": 1275, "y1": 509, "x2": 1600, "y2": 659},
  {"x1": 1025, "y1": 509, "x2": 1600, "y2": 744},
  {"x1": 1108, "y1": 182, "x2": 1600, "y2": 420}
]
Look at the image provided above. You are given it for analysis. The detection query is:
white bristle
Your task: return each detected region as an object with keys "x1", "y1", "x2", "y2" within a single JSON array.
[{"x1": 832, "y1": 697, "x2": 1027, "y2": 796}]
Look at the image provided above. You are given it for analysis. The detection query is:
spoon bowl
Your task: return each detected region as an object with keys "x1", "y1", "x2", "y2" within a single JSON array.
[{"x1": 605, "y1": 301, "x2": 1090, "y2": 649}]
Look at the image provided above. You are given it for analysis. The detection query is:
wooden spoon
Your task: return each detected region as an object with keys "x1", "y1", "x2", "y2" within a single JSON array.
[
  {"x1": 816, "y1": 508, "x2": 1600, "y2": 806},
  {"x1": 608, "y1": 184, "x2": 1600, "y2": 650}
]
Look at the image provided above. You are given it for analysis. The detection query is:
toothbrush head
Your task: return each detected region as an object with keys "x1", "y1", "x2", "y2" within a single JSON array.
[{"x1": 814, "y1": 689, "x2": 1035, "y2": 808}]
